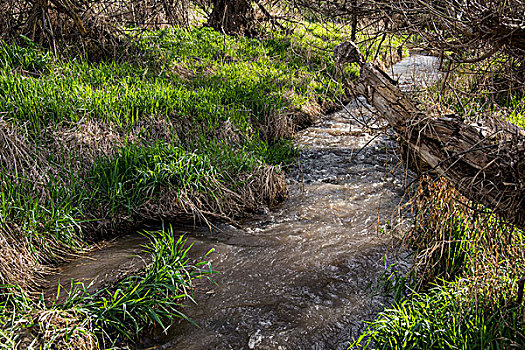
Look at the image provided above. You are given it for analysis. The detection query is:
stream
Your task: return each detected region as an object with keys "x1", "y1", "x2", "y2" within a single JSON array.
[{"x1": 45, "y1": 54, "x2": 442, "y2": 350}]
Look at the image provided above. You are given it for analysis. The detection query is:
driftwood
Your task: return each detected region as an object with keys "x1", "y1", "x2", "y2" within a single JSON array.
[{"x1": 335, "y1": 42, "x2": 525, "y2": 230}]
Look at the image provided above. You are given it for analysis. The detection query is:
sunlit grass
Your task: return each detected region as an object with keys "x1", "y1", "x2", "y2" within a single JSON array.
[
  {"x1": 351, "y1": 283, "x2": 524, "y2": 350},
  {"x1": 0, "y1": 20, "x2": 405, "y2": 347},
  {"x1": 0, "y1": 22, "x2": 351, "y2": 346},
  {"x1": 356, "y1": 178, "x2": 525, "y2": 349}
]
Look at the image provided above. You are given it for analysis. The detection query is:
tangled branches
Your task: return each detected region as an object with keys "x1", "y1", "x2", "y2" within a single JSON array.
[
  {"x1": 293, "y1": 0, "x2": 525, "y2": 98},
  {"x1": 0, "y1": 0, "x2": 191, "y2": 57},
  {"x1": 292, "y1": 0, "x2": 525, "y2": 57}
]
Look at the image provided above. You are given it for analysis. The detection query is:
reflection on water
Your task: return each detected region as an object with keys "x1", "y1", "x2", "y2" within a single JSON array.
[
  {"x1": 44, "y1": 55, "x2": 441, "y2": 349},
  {"x1": 389, "y1": 53, "x2": 442, "y2": 90}
]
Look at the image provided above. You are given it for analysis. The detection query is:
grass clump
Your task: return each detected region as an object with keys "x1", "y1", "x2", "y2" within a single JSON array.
[
  {"x1": 0, "y1": 38, "x2": 51, "y2": 74},
  {"x1": 87, "y1": 140, "x2": 287, "y2": 224},
  {"x1": 0, "y1": 225, "x2": 212, "y2": 349},
  {"x1": 353, "y1": 284, "x2": 523, "y2": 350}
]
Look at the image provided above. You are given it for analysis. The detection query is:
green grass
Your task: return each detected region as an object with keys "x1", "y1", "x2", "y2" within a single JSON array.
[
  {"x1": 352, "y1": 283, "x2": 524, "y2": 350},
  {"x1": 356, "y1": 179, "x2": 525, "y2": 349},
  {"x1": 91, "y1": 142, "x2": 233, "y2": 213},
  {"x1": 61, "y1": 225, "x2": 214, "y2": 345},
  {"x1": 352, "y1": 43, "x2": 525, "y2": 349},
  {"x1": 0, "y1": 36, "x2": 51, "y2": 73},
  {"x1": 0, "y1": 225, "x2": 212, "y2": 348},
  {"x1": 0, "y1": 23, "x2": 360, "y2": 263},
  {"x1": 0, "y1": 26, "x2": 347, "y2": 139},
  {"x1": 0, "y1": 21, "x2": 352, "y2": 347},
  {"x1": 0, "y1": 19, "x2": 406, "y2": 347},
  {"x1": 507, "y1": 96, "x2": 525, "y2": 128}
]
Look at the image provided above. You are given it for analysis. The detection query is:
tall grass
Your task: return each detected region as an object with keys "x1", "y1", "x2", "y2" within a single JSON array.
[
  {"x1": 353, "y1": 179, "x2": 525, "y2": 349},
  {"x1": 352, "y1": 284, "x2": 524, "y2": 349},
  {"x1": 0, "y1": 26, "x2": 319, "y2": 289}
]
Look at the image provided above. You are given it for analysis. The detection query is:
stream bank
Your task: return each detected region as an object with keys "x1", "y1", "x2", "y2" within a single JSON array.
[{"x1": 44, "y1": 54, "x2": 442, "y2": 349}]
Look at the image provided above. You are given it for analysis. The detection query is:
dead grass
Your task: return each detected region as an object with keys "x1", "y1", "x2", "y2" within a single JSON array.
[
  {"x1": 407, "y1": 176, "x2": 525, "y2": 311},
  {"x1": 0, "y1": 226, "x2": 46, "y2": 291},
  {"x1": 0, "y1": 110, "x2": 290, "y2": 292},
  {"x1": 0, "y1": 118, "x2": 47, "y2": 182},
  {"x1": 33, "y1": 309, "x2": 97, "y2": 350}
]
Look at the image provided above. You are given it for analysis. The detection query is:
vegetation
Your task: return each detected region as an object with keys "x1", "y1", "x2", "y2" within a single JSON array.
[
  {"x1": 349, "y1": 18, "x2": 525, "y2": 349},
  {"x1": 0, "y1": 23, "x2": 346, "y2": 283},
  {"x1": 0, "y1": 225, "x2": 213, "y2": 348},
  {"x1": 353, "y1": 178, "x2": 525, "y2": 349},
  {"x1": 353, "y1": 284, "x2": 523, "y2": 350},
  {"x1": 0, "y1": 16, "x2": 361, "y2": 347},
  {"x1": 0, "y1": 1, "x2": 524, "y2": 349}
]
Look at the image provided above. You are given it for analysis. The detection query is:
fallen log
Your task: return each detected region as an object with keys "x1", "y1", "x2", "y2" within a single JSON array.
[{"x1": 335, "y1": 42, "x2": 525, "y2": 230}]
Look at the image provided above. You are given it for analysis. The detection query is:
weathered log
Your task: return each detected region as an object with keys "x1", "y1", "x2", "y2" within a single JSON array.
[{"x1": 335, "y1": 42, "x2": 525, "y2": 230}]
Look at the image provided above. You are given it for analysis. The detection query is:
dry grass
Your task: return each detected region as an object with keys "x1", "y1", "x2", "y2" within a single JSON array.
[
  {"x1": 408, "y1": 176, "x2": 525, "y2": 311},
  {"x1": 0, "y1": 118, "x2": 47, "y2": 182},
  {"x1": 0, "y1": 226, "x2": 46, "y2": 291},
  {"x1": 33, "y1": 309, "x2": 97, "y2": 350},
  {"x1": 0, "y1": 121, "x2": 51, "y2": 290},
  {"x1": 0, "y1": 99, "x2": 291, "y2": 294}
]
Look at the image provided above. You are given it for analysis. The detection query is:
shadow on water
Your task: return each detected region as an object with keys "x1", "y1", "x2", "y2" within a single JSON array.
[{"x1": 44, "y1": 54, "x2": 441, "y2": 350}]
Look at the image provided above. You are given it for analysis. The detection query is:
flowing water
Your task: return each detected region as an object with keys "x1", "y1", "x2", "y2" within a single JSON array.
[{"x1": 44, "y1": 54, "x2": 441, "y2": 350}]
